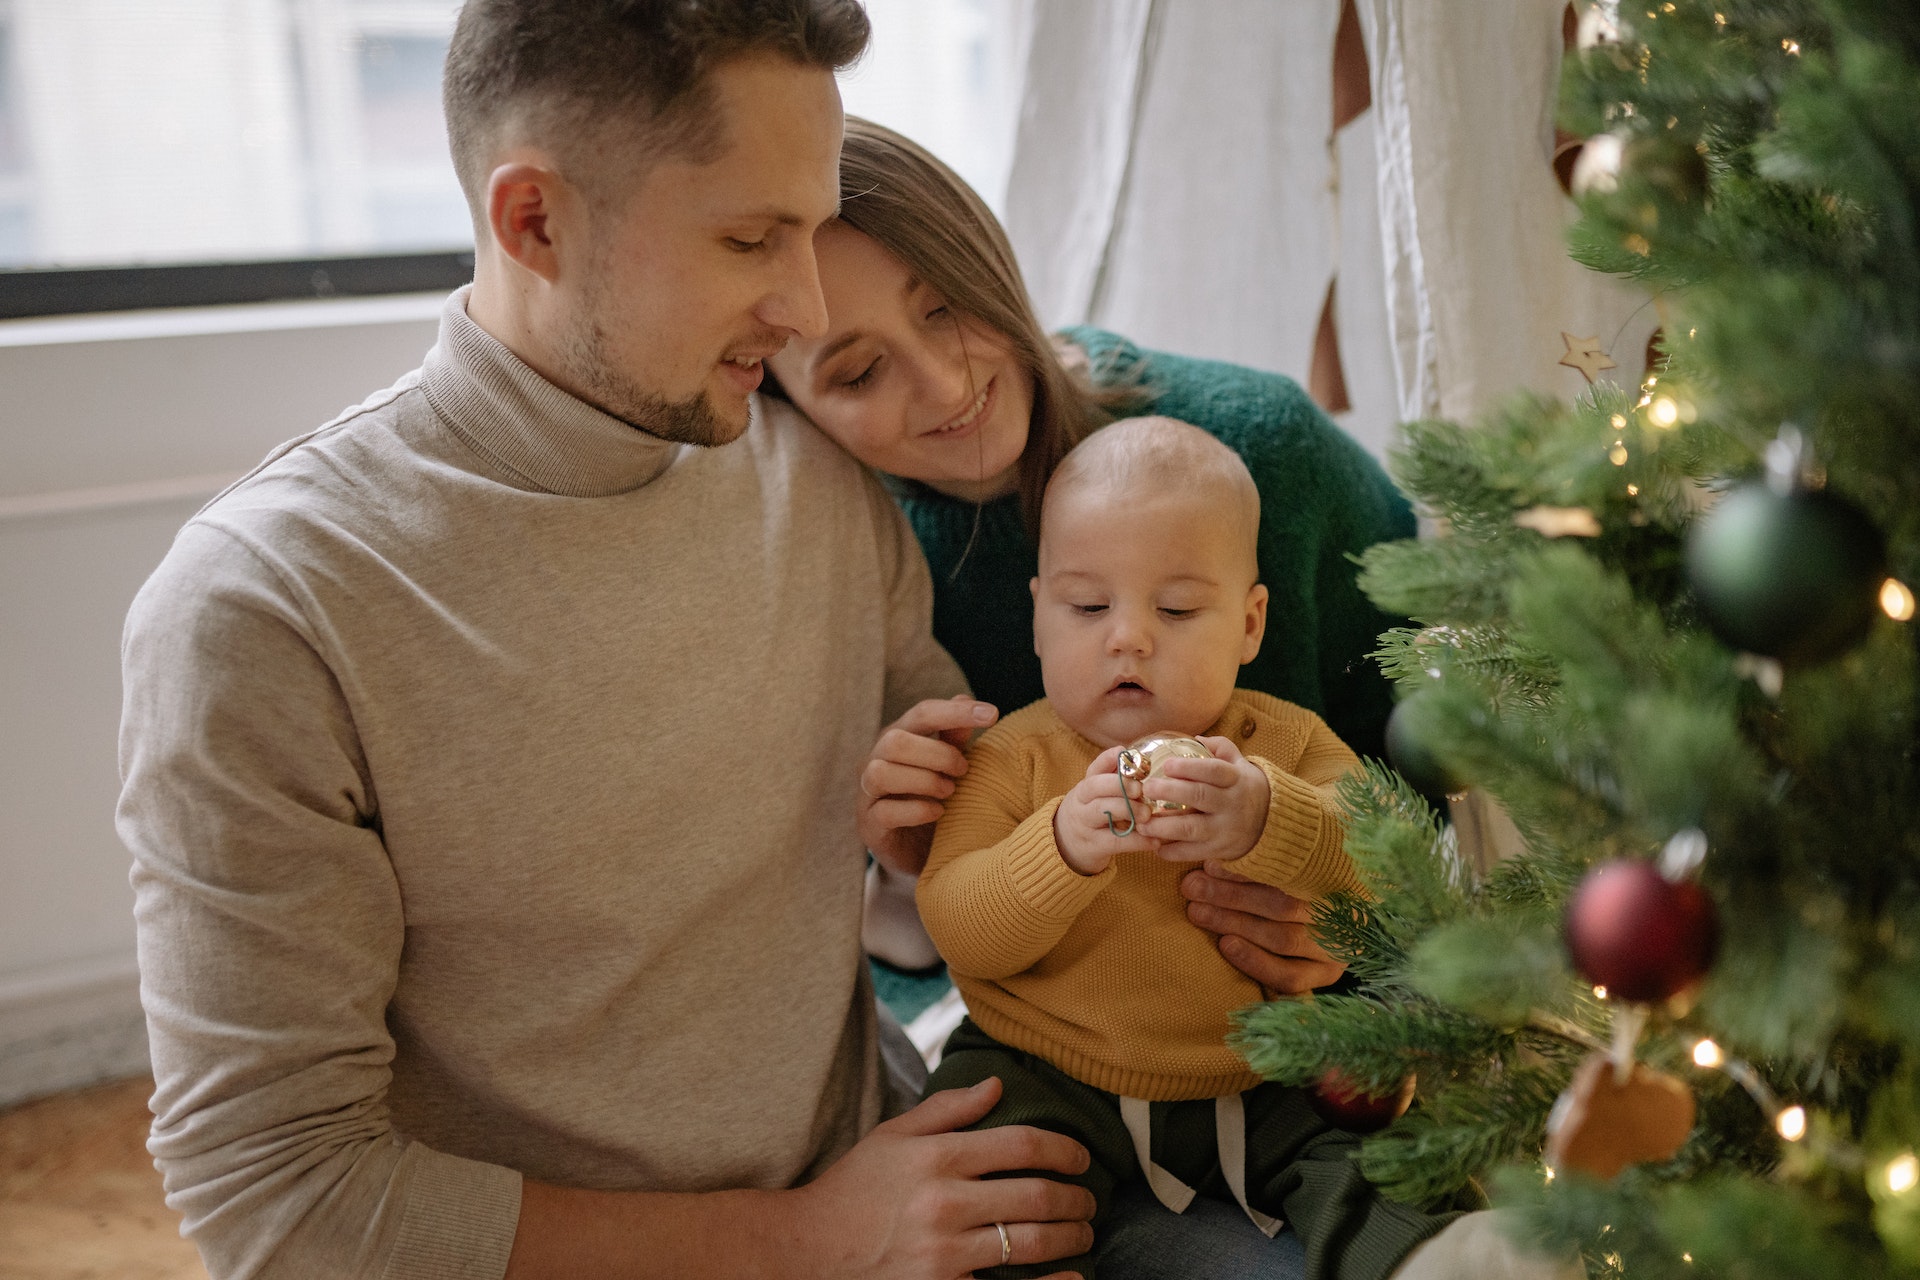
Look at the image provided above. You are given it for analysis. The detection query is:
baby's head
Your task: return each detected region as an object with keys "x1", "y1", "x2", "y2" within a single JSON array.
[{"x1": 1031, "y1": 416, "x2": 1268, "y2": 748}]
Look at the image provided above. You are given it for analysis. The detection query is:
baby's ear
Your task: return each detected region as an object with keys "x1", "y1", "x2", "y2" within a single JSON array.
[{"x1": 1241, "y1": 583, "x2": 1269, "y2": 665}]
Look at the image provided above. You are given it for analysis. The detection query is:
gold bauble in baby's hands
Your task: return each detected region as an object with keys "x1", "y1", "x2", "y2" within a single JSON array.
[{"x1": 1116, "y1": 733, "x2": 1213, "y2": 815}]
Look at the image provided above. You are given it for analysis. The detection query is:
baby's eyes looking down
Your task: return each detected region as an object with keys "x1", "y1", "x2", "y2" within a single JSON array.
[{"x1": 1032, "y1": 417, "x2": 1268, "y2": 749}]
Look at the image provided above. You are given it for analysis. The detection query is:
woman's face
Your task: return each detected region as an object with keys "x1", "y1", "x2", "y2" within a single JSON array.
[{"x1": 768, "y1": 220, "x2": 1034, "y2": 499}]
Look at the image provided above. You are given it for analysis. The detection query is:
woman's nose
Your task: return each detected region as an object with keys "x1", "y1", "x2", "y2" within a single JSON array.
[{"x1": 908, "y1": 329, "x2": 976, "y2": 416}]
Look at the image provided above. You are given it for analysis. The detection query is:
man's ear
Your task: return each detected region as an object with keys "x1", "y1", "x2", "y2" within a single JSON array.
[
  {"x1": 485, "y1": 161, "x2": 569, "y2": 283},
  {"x1": 1240, "y1": 583, "x2": 1269, "y2": 665}
]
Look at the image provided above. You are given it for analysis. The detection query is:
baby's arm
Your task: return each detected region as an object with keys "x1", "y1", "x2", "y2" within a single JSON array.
[
  {"x1": 917, "y1": 735, "x2": 1153, "y2": 980},
  {"x1": 1146, "y1": 719, "x2": 1363, "y2": 901}
]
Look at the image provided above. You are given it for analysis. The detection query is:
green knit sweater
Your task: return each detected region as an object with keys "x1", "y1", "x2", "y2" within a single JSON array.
[{"x1": 889, "y1": 329, "x2": 1415, "y2": 761}]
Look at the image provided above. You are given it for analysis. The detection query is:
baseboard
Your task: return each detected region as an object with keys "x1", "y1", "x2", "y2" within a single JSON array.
[{"x1": 0, "y1": 953, "x2": 150, "y2": 1110}]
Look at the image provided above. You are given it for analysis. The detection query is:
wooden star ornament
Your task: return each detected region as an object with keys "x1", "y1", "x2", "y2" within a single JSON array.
[{"x1": 1559, "y1": 332, "x2": 1618, "y2": 384}]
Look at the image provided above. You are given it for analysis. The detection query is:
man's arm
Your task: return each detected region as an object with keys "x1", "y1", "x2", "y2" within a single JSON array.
[{"x1": 121, "y1": 524, "x2": 522, "y2": 1279}]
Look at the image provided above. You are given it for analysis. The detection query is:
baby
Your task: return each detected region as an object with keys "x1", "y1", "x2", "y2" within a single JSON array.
[{"x1": 916, "y1": 416, "x2": 1447, "y2": 1279}]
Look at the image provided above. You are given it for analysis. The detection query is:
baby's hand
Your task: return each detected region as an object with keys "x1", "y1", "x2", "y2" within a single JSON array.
[
  {"x1": 1136, "y1": 737, "x2": 1271, "y2": 865},
  {"x1": 1054, "y1": 747, "x2": 1162, "y2": 875}
]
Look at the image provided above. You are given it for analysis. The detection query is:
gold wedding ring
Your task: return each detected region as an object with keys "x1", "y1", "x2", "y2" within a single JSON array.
[{"x1": 996, "y1": 1220, "x2": 1011, "y2": 1266}]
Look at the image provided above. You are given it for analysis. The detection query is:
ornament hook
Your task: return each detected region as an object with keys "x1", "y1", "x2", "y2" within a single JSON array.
[{"x1": 1104, "y1": 748, "x2": 1146, "y2": 837}]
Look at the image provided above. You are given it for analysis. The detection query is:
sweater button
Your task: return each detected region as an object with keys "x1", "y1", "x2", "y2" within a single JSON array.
[{"x1": 1238, "y1": 717, "x2": 1256, "y2": 739}]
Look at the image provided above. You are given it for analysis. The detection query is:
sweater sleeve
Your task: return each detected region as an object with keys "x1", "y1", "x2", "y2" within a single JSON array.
[
  {"x1": 916, "y1": 730, "x2": 1115, "y2": 980},
  {"x1": 118, "y1": 523, "x2": 521, "y2": 1280},
  {"x1": 1224, "y1": 717, "x2": 1365, "y2": 901}
]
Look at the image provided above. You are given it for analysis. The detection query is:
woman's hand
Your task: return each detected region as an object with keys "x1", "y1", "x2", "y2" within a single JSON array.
[
  {"x1": 1133, "y1": 736, "x2": 1271, "y2": 865},
  {"x1": 1179, "y1": 862, "x2": 1347, "y2": 996},
  {"x1": 1053, "y1": 747, "x2": 1162, "y2": 876},
  {"x1": 860, "y1": 696, "x2": 998, "y2": 875}
]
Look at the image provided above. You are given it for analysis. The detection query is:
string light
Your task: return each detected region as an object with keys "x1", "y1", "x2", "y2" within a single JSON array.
[
  {"x1": 1610, "y1": 443, "x2": 1630, "y2": 465},
  {"x1": 1880, "y1": 579, "x2": 1915, "y2": 622},
  {"x1": 1776, "y1": 1105, "x2": 1807, "y2": 1141},
  {"x1": 1683, "y1": 1253, "x2": 1694, "y2": 1264},
  {"x1": 1627, "y1": 483, "x2": 1640, "y2": 496},
  {"x1": 1782, "y1": 37, "x2": 1801, "y2": 55},
  {"x1": 1888, "y1": 1153, "x2": 1919, "y2": 1195},
  {"x1": 1649, "y1": 396, "x2": 1680, "y2": 427},
  {"x1": 1692, "y1": 1039, "x2": 1724, "y2": 1068},
  {"x1": 1610, "y1": 413, "x2": 1628, "y2": 430},
  {"x1": 1592, "y1": 985, "x2": 1609, "y2": 1000}
]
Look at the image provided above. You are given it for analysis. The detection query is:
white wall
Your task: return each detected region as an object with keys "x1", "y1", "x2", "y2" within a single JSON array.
[{"x1": 0, "y1": 295, "x2": 442, "y2": 1106}]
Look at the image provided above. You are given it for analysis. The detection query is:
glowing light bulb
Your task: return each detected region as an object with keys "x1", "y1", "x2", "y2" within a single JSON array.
[
  {"x1": 1545, "y1": 1166, "x2": 1556, "y2": 1183},
  {"x1": 1627, "y1": 483, "x2": 1640, "y2": 496},
  {"x1": 1593, "y1": 985, "x2": 1609, "y2": 1000},
  {"x1": 1782, "y1": 38, "x2": 1800, "y2": 55},
  {"x1": 1649, "y1": 396, "x2": 1680, "y2": 428},
  {"x1": 1610, "y1": 443, "x2": 1630, "y2": 466},
  {"x1": 1888, "y1": 1153, "x2": 1919, "y2": 1195},
  {"x1": 1881, "y1": 579, "x2": 1915, "y2": 622},
  {"x1": 1777, "y1": 1106, "x2": 1807, "y2": 1141},
  {"x1": 1692, "y1": 1039, "x2": 1723, "y2": 1068},
  {"x1": 1610, "y1": 413, "x2": 1628, "y2": 430},
  {"x1": 1683, "y1": 1253, "x2": 1694, "y2": 1264}
]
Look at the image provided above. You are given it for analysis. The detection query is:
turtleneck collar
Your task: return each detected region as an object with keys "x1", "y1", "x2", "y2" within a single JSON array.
[{"x1": 419, "y1": 287, "x2": 683, "y2": 497}]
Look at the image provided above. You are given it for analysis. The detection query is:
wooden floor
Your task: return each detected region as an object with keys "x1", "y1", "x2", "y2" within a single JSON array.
[{"x1": 0, "y1": 1077, "x2": 205, "y2": 1280}]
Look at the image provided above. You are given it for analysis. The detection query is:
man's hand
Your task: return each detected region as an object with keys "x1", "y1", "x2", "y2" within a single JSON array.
[
  {"x1": 1053, "y1": 747, "x2": 1162, "y2": 875},
  {"x1": 860, "y1": 696, "x2": 998, "y2": 875},
  {"x1": 1133, "y1": 737, "x2": 1270, "y2": 865},
  {"x1": 795, "y1": 1077, "x2": 1096, "y2": 1280},
  {"x1": 505, "y1": 1078, "x2": 1094, "y2": 1280},
  {"x1": 1180, "y1": 862, "x2": 1347, "y2": 995}
]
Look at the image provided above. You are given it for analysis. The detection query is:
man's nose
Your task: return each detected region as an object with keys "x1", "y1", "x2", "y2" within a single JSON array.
[{"x1": 761, "y1": 239, "x2": 830, "y2": 340}]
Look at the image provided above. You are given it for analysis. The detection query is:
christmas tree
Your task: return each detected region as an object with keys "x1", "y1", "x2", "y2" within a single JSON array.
[{"x1": 1232, "y1": 2, "x2": 1920, "y2": 1275}]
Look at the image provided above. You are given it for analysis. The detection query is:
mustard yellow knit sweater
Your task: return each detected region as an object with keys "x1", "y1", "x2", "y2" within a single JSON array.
[{"x1": 918, "y1": 690, "x2": 1362, "y2": 1101}]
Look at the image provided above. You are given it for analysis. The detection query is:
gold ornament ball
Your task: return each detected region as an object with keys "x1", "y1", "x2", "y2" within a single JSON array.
[{"x1": 1116, "y1": 733, "x2": 1212, "y2": 815}]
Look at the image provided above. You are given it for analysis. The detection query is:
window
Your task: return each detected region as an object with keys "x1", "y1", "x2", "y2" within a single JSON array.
[
  {"x1": 0, "y1": 4, "x2": 30, "y2": 264},
  {"x1": 0, "y1": 0, "x2": 1024, "y2": 316}
]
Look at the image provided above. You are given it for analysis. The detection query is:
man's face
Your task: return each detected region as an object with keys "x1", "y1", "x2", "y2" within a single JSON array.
[{"x1": 557, "y1": 55, "x2": 844, "y2": 446}]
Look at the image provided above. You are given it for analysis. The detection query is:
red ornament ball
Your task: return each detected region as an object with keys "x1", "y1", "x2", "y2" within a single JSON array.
[
  {"x1": 1309, "y1": 1069, "x2": 1416, "y2": 1133},
  {"x1": 1564, "y1": 860, "x2": 1719, "y2": 1003}
]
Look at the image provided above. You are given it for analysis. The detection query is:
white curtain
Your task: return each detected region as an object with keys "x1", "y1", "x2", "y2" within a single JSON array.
[{"x1": 1003, "y1": 0, "x2": 1656, "y2": 450}]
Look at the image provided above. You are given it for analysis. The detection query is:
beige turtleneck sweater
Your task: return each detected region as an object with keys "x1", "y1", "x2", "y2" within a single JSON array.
[{"x1": 118, "y1": 290, "x2": 963, "y2": 1280}]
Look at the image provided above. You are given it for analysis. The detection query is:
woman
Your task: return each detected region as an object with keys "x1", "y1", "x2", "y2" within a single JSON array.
[
  {"x1": 764, "y1": 120, "x2": 1412, "y2": 993},
  {"x1": 767, "y1": 119, "x2": 1409, "y2": 759}
]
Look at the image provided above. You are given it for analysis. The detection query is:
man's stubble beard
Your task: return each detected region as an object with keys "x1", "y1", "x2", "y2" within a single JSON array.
[{"x1": 559, "y1": 270, "x2": 750, "y2": 449}]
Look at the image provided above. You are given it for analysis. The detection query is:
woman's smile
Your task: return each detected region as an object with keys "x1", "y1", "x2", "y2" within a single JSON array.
[{"x1": 923, "y1": 376, "x2": 996, "y2": 440}]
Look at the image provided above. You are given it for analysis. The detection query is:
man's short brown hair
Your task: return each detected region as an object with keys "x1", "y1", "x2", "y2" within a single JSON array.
[{"x1": 443, "y1": 0, "x2": 869, "y2": 216}]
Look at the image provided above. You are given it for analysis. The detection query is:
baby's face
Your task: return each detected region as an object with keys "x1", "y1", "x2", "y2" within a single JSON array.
[{"x1": 1031, "y1": 486, "x2": 1267, "y2": 749}]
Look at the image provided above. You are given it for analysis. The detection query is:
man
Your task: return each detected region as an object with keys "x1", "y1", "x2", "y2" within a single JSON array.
[
  {"x1": 120, "y1": 4, "x2": 1093, "y2": 1276},
  {"x1": 123, "y1": 3, "x2": 1543, "y2": 1279}
]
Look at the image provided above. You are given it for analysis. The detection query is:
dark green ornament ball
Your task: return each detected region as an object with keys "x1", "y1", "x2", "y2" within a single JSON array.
[
  {"x1": 1384, "y1": 693, "x2": 1464, "y2": 808},
  {"x1": 1685, "y1": 483, "x2": 1885, "y2": 666}
]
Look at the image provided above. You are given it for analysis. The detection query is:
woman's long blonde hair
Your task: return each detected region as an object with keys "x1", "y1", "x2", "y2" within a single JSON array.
[{"x1": 825, "y1": 118, "x2": 1141, "y2": 531}]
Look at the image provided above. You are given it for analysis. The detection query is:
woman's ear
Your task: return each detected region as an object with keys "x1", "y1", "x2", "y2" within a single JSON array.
[
  {"x1": 1240, "y1": 583, "x2": 1269, "y2": 665},
  {"x1": 485, "y1": 161, "x2": 568, "y2": 283}
]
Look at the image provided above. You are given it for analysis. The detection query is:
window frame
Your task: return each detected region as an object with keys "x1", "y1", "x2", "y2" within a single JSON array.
[{"x1": 0, "y1": 251, "x2": 474, "y2": 321}]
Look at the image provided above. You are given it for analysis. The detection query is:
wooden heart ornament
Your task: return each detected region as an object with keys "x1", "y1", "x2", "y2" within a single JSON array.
[{"x1": 1545, "y1": 1052, "x2": 1696, "y2": 1179}]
